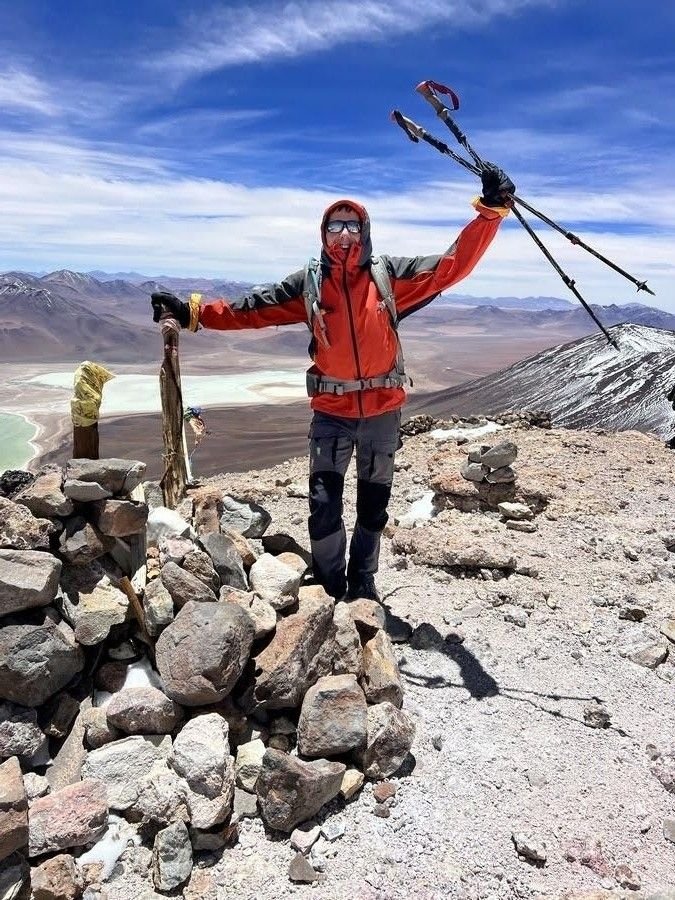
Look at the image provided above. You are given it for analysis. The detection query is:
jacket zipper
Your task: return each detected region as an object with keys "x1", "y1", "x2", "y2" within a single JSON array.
[{"x1": 342, "y1": 266, "x2": 364, "y2": 417}]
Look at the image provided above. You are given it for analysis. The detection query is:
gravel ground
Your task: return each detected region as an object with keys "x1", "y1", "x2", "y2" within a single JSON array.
[{"x1": 107, "y1": 422, "x2": 675, "y2": 900}]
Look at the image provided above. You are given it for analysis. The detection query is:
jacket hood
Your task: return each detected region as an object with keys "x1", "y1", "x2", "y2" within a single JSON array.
[{"x1": 320, "y1": 198, "x2": 372, "y2": 268}]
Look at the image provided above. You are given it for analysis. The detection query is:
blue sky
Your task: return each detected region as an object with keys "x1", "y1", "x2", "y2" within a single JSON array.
[{"x1": 0, "y1": 0, "x2": 673, "y2": 308}]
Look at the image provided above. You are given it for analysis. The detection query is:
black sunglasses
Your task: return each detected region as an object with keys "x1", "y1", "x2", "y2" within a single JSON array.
[{"x1": 326, "y1": 219, "x2": 361, "y2": 234}]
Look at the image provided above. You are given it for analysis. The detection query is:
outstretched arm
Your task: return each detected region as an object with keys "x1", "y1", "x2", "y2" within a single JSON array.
[{"x1": 151, "y1": 270, "x2": 307, "y2": 332}]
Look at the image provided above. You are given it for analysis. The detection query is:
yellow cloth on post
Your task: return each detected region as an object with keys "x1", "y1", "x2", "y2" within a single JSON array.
[{"x1": 71, "y1": 361, "x2": 115, "y2": 427}]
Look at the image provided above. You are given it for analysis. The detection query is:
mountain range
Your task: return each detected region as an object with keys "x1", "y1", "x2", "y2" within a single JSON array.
[
  {"x1": 2, "y1": 268, "x2": 674, "y2": 364},
  {"x1": 415, "y1": 323, "x2": 675, "y2": 440}
]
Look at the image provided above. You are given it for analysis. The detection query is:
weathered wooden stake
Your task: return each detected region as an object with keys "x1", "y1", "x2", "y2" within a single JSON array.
[
  {"x1": 159, "y1": 320, "x2": 190, "y2": 508},
  {"x1": 71, "y1": 362, "x2": 115, "y2": 459}
]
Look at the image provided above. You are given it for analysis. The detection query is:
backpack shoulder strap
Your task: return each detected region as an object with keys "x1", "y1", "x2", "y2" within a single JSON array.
[
  {"x1": 370, "y1": 256, "x2": 397, "y2": 328},
  {"x1": 302, "y1": 258, "x2": 330, "y2": 348}
]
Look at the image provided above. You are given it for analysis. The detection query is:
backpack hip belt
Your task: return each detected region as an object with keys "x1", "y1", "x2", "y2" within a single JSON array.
[{"x1": 306, "y1": 367, "x2": 407, "y2": 397}]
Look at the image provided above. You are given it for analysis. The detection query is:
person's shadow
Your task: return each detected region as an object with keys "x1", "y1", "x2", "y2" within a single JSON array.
[{"x1": 395, "y1": 620, "x2": 499, "y2": 700}]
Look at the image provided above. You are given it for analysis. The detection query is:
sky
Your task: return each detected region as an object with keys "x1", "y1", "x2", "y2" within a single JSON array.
[{"x1": 0, "y1": 0, "x2": 673, "y2": 308}]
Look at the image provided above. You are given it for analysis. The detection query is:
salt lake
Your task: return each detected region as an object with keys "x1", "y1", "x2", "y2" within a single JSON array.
[{"x1": 0, "y1": 413, "x2": 37, "y2": 472}]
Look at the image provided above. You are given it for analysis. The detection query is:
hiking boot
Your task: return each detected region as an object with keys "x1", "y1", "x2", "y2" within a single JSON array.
[
  {"x1": 347, "y1": 574, "x2": 380, "y2": 603},
  {"x1": 301, "y1": 569, "x2": 346, "y2": 601}
]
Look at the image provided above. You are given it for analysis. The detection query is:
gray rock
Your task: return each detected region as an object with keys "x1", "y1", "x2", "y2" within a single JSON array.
[
  {"x1": 485, "y1": 465, "x2": 516, "y2": 484},
  {"x1": 82, "y1": 707, "x2": 121, "y2": 750},
  {"x1": 361, "y1": 631, "x2": 404, "y2": 708},
  {"x1": 152, "y1": 821, "x2": 192, "y2": 892},
  {"x1": 160, "y1": 561, "x2": 217, "y2": 608},
  {"x1": 0, "y1": 550, "x2": 61, "y2": 618},
  {"x1": 290, "y1": 822, "x2": 321, "y2": 854},
  {"x1": 506, "y1": 520, "x2": 538, "y2": 533},
  {"x1": 200, "y1": 532, "x2": 248, "y2": 590},
  {"x1": 583, "y1": 700, "x2": 611, "y2": 729},
  {"x1": 128, "y1": 767, "x2": 189, "y2": 827},
  {"x1": 142, "y1": 577, "x2": 174, "y2": 637},
  {"x1": 0, "y1": 497, "x2": 56, "y2": 551},
  {"x1": 357, "y1": 702, "x2": 416, "y2": 780},
  {"x1": 0, "y1": 756, "x2": 28, "y2": 862},
  {"x1": 22, "y1": 773, "x2": 50, "y2": 801},
  {"x1": 58, "y1": 517, "x2": 115, "y2": 566},
  {"x1": 0, "y1": 851, "x2": 29, "y2": 900},
  {"x1": 288, "y1": 852, "x2": 324, "y2": 883},
  {"x1": 13, "y1": 472, "x2": 73, "y2": 519},
  {"x1": 298, "y1": 674, "x2": 367, "y2": 758},
  {"x1": 460, "y1": 461, "x2": 488, "y2": 483},
  {"x1": 28, "y1": 779, "x2": 108, "y2": 856},
  {"x1": 169, "y1": 714, "x2": 234, "y2": 828},
  {"x1": 247, "y1": 586, "x2": 334, "y2": 711},
  {"x1": 0, "y1": 617, "x2": 84, "y2": 707},
  {"x1": 512, "y1": 830, "x2": 547, "y2": 863},
  {"x1": 156, "y1": 601, "x2": 254, "y2": 706},
  {"x1": 82, "y1": 734, "x2": 172, "y2": 810},
  {"x1": 222, "y1": 590, "x2": 276, "y2": 640},
  {"x1": 332, "y1": 601, "x2": 362, "y2": 677},
  {"x1": 63, "y1": 458, "x2": 146, "y2": 500},
  {"x1": 59, "y1": 561, "x2": 129, "y2": 646},
  {"x1": 106, "y1": 687, "x2": 184, "y2": 735},
  {"x1": 498, "y1": 501, "x2": 533, "y2": 521},
  {"x1": 89, "y1": 499, "x2": 149, "y2": 537},
  {"x1": 235, "y1": 739, "x2": 266, "y2": 792},
  {"x1": 220, "y1": 496, "x2": 271, "y2": 538},
  {"x1": 0, "y1": 703, "x2": 44, "y2": 759},
  {"x1": 481, "y1": 441, "x2": 518, "y2": 469},
  {"x1": 256, "y1": 749, "x2": 345, "y2": 832},
  {"x1": 232, "y1": 787, "x2": 259, "y2": 822},
  {"x1": 249, "y1": 553, "x2": 301, "y2": 609},
  {"x1": 147, "y1": 507, "x2": 192, "y2": 546},
  {"x1": 664, "y1": 818, "x2": 675, "y2": 844}
]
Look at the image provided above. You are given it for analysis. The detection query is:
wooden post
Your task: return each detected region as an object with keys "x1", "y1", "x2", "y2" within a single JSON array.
[
  {"x1": 71, "y1": 362, "x2": 115, "y2": 459},
  {"x1": 159, "y1": 320, "x2": 190, "y2": 508}
]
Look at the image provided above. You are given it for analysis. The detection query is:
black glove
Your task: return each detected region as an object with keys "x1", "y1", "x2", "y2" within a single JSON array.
[
  {"x1": 480, "y1": 163, "x2": 515, "y2": 207},
  {"x1": 150, "y1": 291, "x2": 190, "y2": 328}
]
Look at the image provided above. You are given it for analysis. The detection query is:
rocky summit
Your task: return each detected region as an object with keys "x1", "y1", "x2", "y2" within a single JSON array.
[{"x1": 0, "y1": 413, "x2": 674, "y2": 899}]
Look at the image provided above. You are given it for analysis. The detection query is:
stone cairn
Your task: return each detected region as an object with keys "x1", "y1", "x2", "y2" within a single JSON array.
[
  {"x1": 0, "y1": 458, "x2": 415, "y2": 896},
  {"x1": 459, "y1": 441, "x2": 537, "y2": 532}
]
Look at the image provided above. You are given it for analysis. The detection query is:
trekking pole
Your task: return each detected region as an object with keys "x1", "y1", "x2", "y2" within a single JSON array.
[
  {"x1": 415, "y1": 80, "x2": 654, "y2": 297},
  {"x1": 392, "y1": 108, "x2": 620, "y2": 349}
]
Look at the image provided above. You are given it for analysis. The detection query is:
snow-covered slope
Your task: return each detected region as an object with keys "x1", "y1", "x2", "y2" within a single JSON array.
[{"x1": 416, "y1": 323, "x2": 675, "y2": 439}]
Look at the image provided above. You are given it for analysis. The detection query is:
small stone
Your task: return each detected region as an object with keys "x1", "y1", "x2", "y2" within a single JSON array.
[
  {"x1": 373, "y1": 782, "x2": 397, "y2": 803},
  {"x1": 583, "y1": 700, "x2": 611, "y2": 729},
  {"x1": 431, "y1": 734, "x2": 445, "y2": 751},
  {"x1": 290, "y1": 822, "x2": 321, "y2": 854},
  {"x1": 320, "y1": 819, "x2": 346, "y2": 842},
  {"x1": 339, "y1": 769, "x2": 364, "y2": 800},
  {"x1": 288, "y1": 852, "x2": 324, "y2": 883},
  {"x1": 373, "y1": 804, "x2": 390, "y2": 818},
  {"x1": 506, "y1": 521, "x2": 538, "y2": 533},
  {"x1": 664, "y1": 817, "x2": 675, "y2": 844},
  {"x1": 660, "y1": 619, "x2": 675, "y2": 644},
  {"x1": 498, "y1": 502, "x2": 533, "y2": 521},
  {"x1": 512, "y1": 830, "x2": 547, "y2": 863},
  {"x1": 615, "y1": 863, "x2": 641, "y2": 890}
]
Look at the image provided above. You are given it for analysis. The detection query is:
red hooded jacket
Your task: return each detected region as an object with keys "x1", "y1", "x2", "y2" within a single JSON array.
[{"x1": 199, "y1": 198, "x2": 507, "y2": 418}]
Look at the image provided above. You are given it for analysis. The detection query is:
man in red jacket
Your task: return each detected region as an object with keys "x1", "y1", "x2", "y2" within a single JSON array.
[{"x1": 152, "y1": 164, "x2": 514, "y2": 602}]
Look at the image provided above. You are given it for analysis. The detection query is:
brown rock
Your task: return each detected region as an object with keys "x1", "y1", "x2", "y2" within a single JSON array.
[
  {"x1": 31, "y1": 853, "x2": 84, "y2": 900},
  {"x1": 0, "y1": 756, "x2": 28, "y2": 862},
  {"x1": 361, "y1": 630, "x2": 403, "y2": 708},
  {"x1": 391, "y1": 526, "x2": 517, "y2": 571},
  {"x1": 192, "y1": 492, "x2": 223, "y2": 535},
  {"x1": 28, "y1": 779, "x2": 108, "y2": 856},
  {"x1": 0, "y1": 549, "x2": 62, "y2": 618},
  {"x1": 248, "y1": 586, "x2": 334, "y2": 710},
  {"x1": 89, "y1": 499, "x2": 149, "y2": 537},
  {"x1": 222, "y1": 527, "x2": 257, "y2": 568},
  {"x1": 58, "y1": 517, "x2": 115, "y2": 566},
  {"x1": 372, "y1": 782, "x2": 397, "y2": 803},
  {"x1": 106, "y1": 686, "x2": 184, "y2": 734},
  {"x1": 347, "y1": 598, "x2": 385, "y2": 641},
  {"x1": 332, "y1": 601, "x2": 363, "y2": 676},
  {"x1": 256, "y1": 748, "x2": 345, "y2": 832},
  {"x1": 357, "y1": 702, "x2": 416, "y2": 780},
  {"x1": 288, "y1": 852, "x2": 325, "y2": 883},
  {"x1": 297, "y1": 674, "x2": 367, "y2": 757},
  {"x1": 182, "y1": 549, "x2": 219, "y2": 591},
  {"x1": 14, "y1": 471, "x2": 73, "y2": 519},
  {"x1": 0, "y1": 497, "x2": 57, "y2": 551}
]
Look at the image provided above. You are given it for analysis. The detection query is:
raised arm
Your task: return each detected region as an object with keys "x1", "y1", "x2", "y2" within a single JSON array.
[{"x1": 388, "y1": 165, "x2": 514, "y2": 319}]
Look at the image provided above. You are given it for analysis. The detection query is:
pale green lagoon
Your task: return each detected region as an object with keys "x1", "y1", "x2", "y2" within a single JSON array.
[{"x1": 0, "y1": 413, "x2": 37, "y2": 474}]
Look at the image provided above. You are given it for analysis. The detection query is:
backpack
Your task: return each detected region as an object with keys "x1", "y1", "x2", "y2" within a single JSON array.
[{"x1": 301, "y1": 257, "x2": 407, "y2": 396}]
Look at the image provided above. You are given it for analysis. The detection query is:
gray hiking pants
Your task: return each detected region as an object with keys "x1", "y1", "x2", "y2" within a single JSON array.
[{"x1": 307, "y1": 409, "x2": 401, "y2": 597}]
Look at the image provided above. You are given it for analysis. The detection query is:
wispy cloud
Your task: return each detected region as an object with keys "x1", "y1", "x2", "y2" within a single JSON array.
[
  {"x1": 153, "y1": 0, "x2": 558, "y2": 82},
  {"x1": 0, "y1": 69, "x2": 56, "y2": 116}
]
